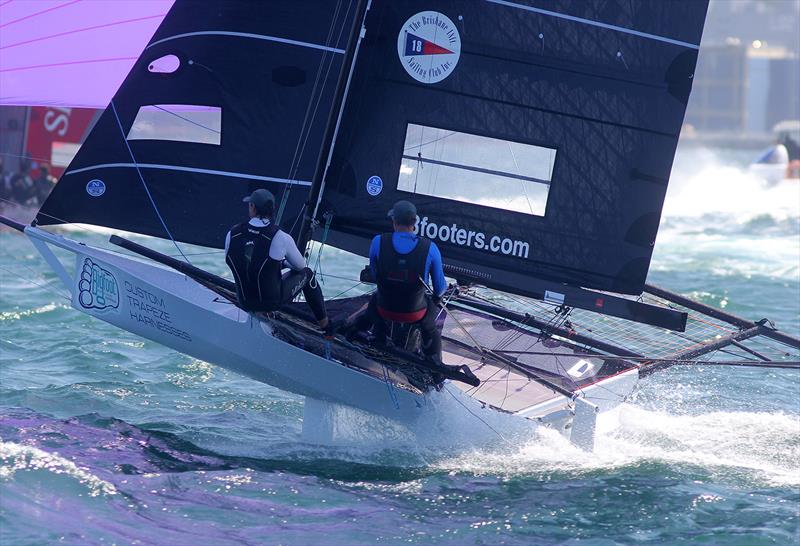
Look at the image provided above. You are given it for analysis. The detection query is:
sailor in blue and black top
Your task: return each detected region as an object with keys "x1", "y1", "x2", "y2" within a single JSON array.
[{"x1": 366, "y1": 200, "x2": 446, "y2": 362}]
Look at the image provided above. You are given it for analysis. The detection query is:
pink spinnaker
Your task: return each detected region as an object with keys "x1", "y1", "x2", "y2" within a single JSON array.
[{"x1": 0, "y1": 0, "x2": 173, "y2": 108}]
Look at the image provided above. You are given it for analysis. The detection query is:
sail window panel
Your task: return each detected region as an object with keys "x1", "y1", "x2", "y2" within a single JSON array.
[
  {"x1": 398, "y1": 124, "x2": 556, "y2": 216},
  {"x1": 127, "y1": 105, "x2": 221, "y2": 145}
]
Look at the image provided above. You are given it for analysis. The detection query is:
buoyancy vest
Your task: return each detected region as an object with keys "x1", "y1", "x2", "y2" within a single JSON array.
[
  {"x1": 225, "y1": 221, "x2": 282, "y2": 312},
  {"x1": 376, "y1": 233, "x2": 431, "y2": 323}
]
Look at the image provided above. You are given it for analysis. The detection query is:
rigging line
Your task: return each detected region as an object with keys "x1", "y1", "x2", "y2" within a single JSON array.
[
  {"x1": 289, "y1": 0, "x2": 344, "y2": 175},
  {"x1": 286, "y1": 202, "x2": 307, "y2": 240},
  {"x1": 311, "y1": 212, "x2": 333, "y2": 277},
  {"x1": 279, "y1": 0, "x2": 353, "y2": 225},
  {"x1": 492, "y1": 309, "x2": 538, "y2": 352},
  {"x1": 0, "y1": 197, "x2": 155, "y2": 255},
  {"x1": 463, "y1": 358, "x2": 507, "y2": 397},
  {"x1": 443, "y1": 385, "x2": 510, "y2": 446},
  {"x1": 0, "y1": 198, "x2": 215, "y2": 271},
  {"x1": 413, "y1": 125, "x2": 425, "y2": 194},
  {"x1": 435, "y1": 287, "x2": 458, "y2": 320},
  {"x1": 0, "y1": 265, "x2": 71, "y2": 302},
  {"x1": 501, "y1": 365, "x2": 512, "y2": 407},
  {"x1": 330, "y1": 281, "x2": 365, "y2": 301},
  {"x1": 0, "y1": 249, "x2": 71, "y2": 300},
  {"x1": 404, "y1": 130, "x2": 458, "y2": 152},
  {"x1": 382, "y1": 365, "x2": 400, "y2": 410},
  {"x1": 167, "y1": 250, "x2": 223, "y2": 258},
  {"x1": 494, "y1": 350, "x2": 800, "y2": 367},
  {"x1": 0, "y1": 246, "x2": 67, "y2": 290},
  {"x1": 492, "y1": 318, "x2": 526, "y2": 353},
  {"x1": 278, "y1": 0, "x2": 344, "y2": 219},
  {"x1": 151, "y1": 105, "x2": 221, "y2": 135},
  {"x1": 550, "y1": 351, "x2": 583, "y2": 396},
  {"x1": 109, "y1": 100, "x2": 191, "y2": 265},
  {"x1": 287, "y1": 0, "x2": 351, "y2": 180},
  {"x1": 316, "y1": 272, "x2": 362, "y2": 283},
  {"x1": 505, "y1": 142, "x2": 535, "y2": 214},
  {"x1": 0, "y1": 150, "x2": 59, "y2": 164}
]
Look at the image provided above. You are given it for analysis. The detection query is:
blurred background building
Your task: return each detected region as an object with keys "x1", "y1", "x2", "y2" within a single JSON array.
[{"x1": 684, "y1": 0, "x2": 800, "y2": 146}]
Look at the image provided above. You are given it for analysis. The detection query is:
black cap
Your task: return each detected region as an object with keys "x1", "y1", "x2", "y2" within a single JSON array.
[
  {"x1": 243, "y1": 189, "x2": 275, "y2": 215},
  {"x1": 387, "y1": 200, "x2": 417, "y2": 226}
]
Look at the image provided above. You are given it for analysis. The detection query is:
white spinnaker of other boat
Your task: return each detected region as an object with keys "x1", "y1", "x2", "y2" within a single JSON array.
[
  {"x1": 747, "y1": 120, "x2": 800, "y2": 184},
  {"x1": 748, "y1": 143, "x2": 790, "y2": 185}
]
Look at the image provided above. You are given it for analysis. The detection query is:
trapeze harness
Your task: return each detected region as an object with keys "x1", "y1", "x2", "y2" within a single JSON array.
[
  {"x1": 225, "y1": 222, "x2": 282, "y2": 312},
  {"x1": 375, "y1": 233, "x2": 431, "y2": 323}
]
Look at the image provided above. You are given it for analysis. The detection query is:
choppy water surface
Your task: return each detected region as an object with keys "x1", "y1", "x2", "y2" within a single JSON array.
[{"x1": 1, "y1": 149, "x2": 799, "y2": 545}]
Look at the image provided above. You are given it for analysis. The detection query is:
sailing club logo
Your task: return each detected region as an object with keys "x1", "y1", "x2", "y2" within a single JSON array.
[
  {"x1": 77, "y1": 258, "x2": 120, "y2": 312},
  {"x1": 86, "y1": 179, "x2": 106, "y2": 197},
  {"x1": 366, "y1": 175, "x2": 383, "y2": 196},
  {"x1": 397, "y1": 11, "x2": 461, "y2": 84}
]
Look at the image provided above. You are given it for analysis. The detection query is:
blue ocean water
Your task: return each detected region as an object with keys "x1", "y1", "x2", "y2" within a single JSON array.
[{"x1": 1, "y1": 149, "x2": 799, "y2": 545}]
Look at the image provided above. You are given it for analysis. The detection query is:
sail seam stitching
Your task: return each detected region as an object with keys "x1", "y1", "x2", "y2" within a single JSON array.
[
  {"x1": 146, "y1": 31, "x2": 346, "y2": 54},
  {"x1": 485, "y1": 0, "x2": 701, "y2": 49}
]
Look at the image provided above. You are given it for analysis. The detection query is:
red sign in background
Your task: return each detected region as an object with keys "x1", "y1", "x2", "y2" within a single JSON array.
[{"x1": 25, "y1": 107, "x2": 97, "y2": 178}]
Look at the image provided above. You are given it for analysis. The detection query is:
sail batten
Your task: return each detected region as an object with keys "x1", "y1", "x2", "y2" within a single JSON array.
[
  {"x1": 316, "y1": 0, "x2": 708, "y2": 297},
  {"x1": 146, "y1": 30, "x2": 347, "y2": 54},
  {"x1": 485, "y1": 0, "x2": 701, "y2": 49},
  {"x1": 63, "y1": 164, "x2": 312, "y2": 186},
  {"x1": 37, "y1": 0, "x2": 361, "y2": 248}
]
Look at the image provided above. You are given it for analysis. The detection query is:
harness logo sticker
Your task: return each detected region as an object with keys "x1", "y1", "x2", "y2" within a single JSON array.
[
  {"x1": 86, "y1": 179, "x2": 106, "y2": 197},
  {"x1": 397, "y1": 11, "x2": 461, "y2": 84},
  {"x1": 77, "y1": 258, "x2": 120, "y2": 312},
  {"x1": 366, "y1": 175, "x2": 383, "y2": 196}
]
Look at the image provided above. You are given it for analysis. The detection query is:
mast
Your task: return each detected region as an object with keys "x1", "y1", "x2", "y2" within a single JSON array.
[{"x1": 297, "y1": 0, "x2": 370, "y2": 251}]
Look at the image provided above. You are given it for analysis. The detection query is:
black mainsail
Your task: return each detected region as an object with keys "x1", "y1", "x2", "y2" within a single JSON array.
[
  {"x1": 312, "y1": 0, "x2": 708, "y2": 301},
  {"x1": 36, "y1": 1, "x2": 361, "y2": 247}
]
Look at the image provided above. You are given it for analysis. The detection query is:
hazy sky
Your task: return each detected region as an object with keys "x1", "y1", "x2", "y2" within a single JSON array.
[{"x1": 703, "y1": 0, "x2": 800, "y2": 52}]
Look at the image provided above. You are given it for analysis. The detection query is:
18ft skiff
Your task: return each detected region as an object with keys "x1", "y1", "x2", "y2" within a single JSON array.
[{"x1": 2, "y1": 0, "x2": 798, "y2": 450}]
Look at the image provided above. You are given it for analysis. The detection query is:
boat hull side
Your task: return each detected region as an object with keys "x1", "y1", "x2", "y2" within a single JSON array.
[{"x1": 32, "y1": 232, "x2": 429, "y2": 423}]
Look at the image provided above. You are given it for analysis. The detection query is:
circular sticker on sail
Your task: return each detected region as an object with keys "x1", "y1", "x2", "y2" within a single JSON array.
[
  {"x1": 86, "y1": 179, "x2": 106, "y2": 197},
  {"x1": 366, "y1": 175, "x2": 383, "y2": 196},
  {"x1": 397, "y1": 11, "x2": 461, "y2": 84}
]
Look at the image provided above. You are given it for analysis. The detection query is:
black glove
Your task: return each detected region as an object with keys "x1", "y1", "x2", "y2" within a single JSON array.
[
  {"x1": 359, "y1": 265, "x2": 376, "y2": 283},
  {"x1": 432, "y1": 294, "x2": 443, "y2": 307}
]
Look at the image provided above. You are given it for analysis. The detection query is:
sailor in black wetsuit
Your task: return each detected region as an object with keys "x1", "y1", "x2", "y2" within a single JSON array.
[
  {"x1": 225, "y1": 189, "x2": 332, "y2": 335},
  {"x1": 368, "y1": 200, "x2": 446, "y2": 362}
]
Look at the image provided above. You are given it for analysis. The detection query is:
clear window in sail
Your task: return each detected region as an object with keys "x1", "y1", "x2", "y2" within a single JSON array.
[
  {"x1": 398, "y1": 124, "x2": 556, "y2": 216},
  {"x1": 126, "y1": 105, "x2": 221, "y2": 145}
]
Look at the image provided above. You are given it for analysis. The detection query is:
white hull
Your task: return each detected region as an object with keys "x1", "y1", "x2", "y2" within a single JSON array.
[{"x1": 24, "y1": 226, "x2": 638, "y2": 449}]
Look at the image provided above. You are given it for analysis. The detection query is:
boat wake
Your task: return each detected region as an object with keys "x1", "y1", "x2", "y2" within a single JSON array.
[
  {"x1": 2, "y1": 396, "x2": 797, "y2": 490},
  {"x1": 663, "y1": 147, "x2": 800, "y2": 232},
  {"x1": 433, "y1": 404, "x2": 800, "y2": 487},
  {"x1": 654, "y1": 148, "x2": 800, "y2": 284}
]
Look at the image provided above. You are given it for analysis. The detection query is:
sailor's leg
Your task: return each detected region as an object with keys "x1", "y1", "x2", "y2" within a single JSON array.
[
  {"x1": 299, "y1": 269, "x2": 327, "y2": 322},
  {"x1": 418, "y1": 299, "x2": 442, "y2": 361},
  {"x1": 281, "y1": 268, "x2": 327, "y2": 322},
  {"x1": 367, "y1": 294, "x2": 388, "y2": 344}
]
